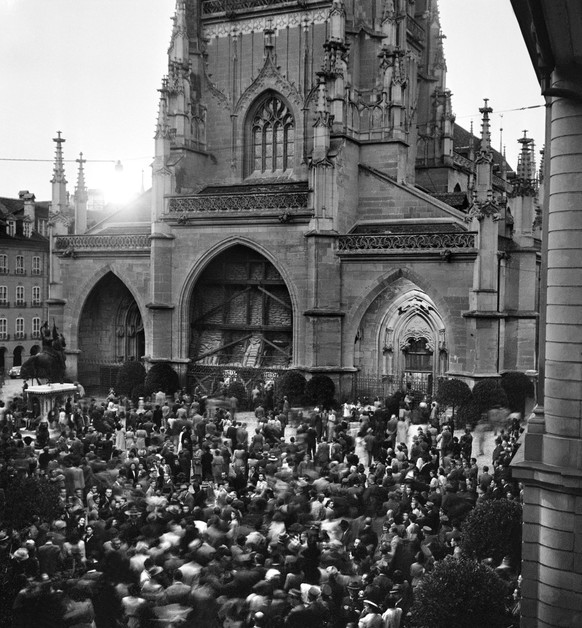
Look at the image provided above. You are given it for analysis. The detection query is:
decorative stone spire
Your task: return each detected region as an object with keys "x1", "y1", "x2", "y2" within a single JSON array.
[
  {"x1": 433, "y1": 30, "x2": 447, "y2": 86},
  {"x1": 381, "y1": 0, "x2": 397, "y2": 48},
  {"x1": 166, "y1": 0, "x2": 191, "y2": 145},
  {"x1": 329, "y1": 0, "x2": 346, "y2": 42},
  {"x1": 74, "y1": 152, "x2": 88, "y2": 234},
  {"x1": 264, "y1": 18, "x2": 275, "y2": 60},
  {"x1": 169, "y1": 0, "x2": 188, "y2": 64},
  {"x1": 312, "y1": 75, "x2": 332, "y2": 163},
  {"x1": 517, "y1": 130, "x2": 536, "y2": 183},
  {"x1": 50, "y1": 131, "x2": 71, "y2": 233},
  {"x1": 155, "y1": 78, "x2": 172, "y2": 141},
  {"x1": 51, "y1": 131, "x2": 67, "y2": 186},
  {"x1": 477, "y1": 98, "x2": 493, "y2": 162}
]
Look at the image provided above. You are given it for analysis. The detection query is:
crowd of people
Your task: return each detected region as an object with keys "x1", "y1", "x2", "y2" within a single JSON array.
[{"x1": 0, "y1": 384, "x2": 524, "y2": 627}]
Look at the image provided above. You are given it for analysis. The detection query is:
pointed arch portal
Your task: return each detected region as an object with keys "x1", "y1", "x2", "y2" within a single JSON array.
[
  {"x1": 355, "y1": 282, "x2": 448, "y2": 397},
  {"x1": 189, "y1": 245, "x2": 293, "y2": 376},
  {"x1": 78, "y1": 272, "x2": 144, "y2": 392}
]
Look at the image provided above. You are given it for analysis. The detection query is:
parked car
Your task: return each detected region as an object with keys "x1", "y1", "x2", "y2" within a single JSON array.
[{"x1": 9, "y1": 366, "x2": 21, "y2": 379}]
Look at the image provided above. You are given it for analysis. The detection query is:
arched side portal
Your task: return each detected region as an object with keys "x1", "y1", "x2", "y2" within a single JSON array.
[
  {"x1": 188, "y1": 245, "x2": 293, "y2": 392},
  {"x1": 78, "y1": 272, "x2": 145, "y2": 392},
  {"x1": 354, "y1": 280, "x2": 448, "y2": 396}
]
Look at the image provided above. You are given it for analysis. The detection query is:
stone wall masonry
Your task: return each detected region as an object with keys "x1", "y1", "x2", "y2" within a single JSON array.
[{"x1": 357, "y1": 164, "x2": 453, "y2": 221}]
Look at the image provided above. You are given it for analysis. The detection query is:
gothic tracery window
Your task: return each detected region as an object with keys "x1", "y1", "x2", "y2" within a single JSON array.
[{"x1": 250, "y1": 94, "x2": 295, "y2": 175}]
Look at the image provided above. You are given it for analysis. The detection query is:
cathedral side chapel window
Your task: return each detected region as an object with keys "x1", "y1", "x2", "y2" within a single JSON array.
[{"x1": 251, "y1": 95, "x2": 295, "y2": 174}]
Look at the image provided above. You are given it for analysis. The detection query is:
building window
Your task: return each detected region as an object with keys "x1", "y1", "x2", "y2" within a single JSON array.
[
  {"x1": 0, "y1": 286, "x2": 6, "y2": 306},
  {"x1": 32, "y1": 317, "x2": 41, "y2": 339},
  {"x1": 23, "y1": 222, "x2": 31, "y2": 238},
  {"x1": 0, "y1": 318, "x2": 7, "y2": 340},
  {"x1": 15, "y1": 256, "x2": 25, "y2": 275},
  {"x1": 250, "y1": 94, "x2": 295, "y2": 175},
  {"x1": 0, "y1": 255, "x2": 7, "y2": 274},
  {"x1": 15, "y1": 317, "x2": 25, "y2": 340},
  {"x1": 16, "y1": 286, "x2": 25, "y2": 306},
  {"x1": 32, "y1": 286, "x2": 41, "y2": 306},
  {"x1": 36, "y1": 219, "x2": 47, "y2": 236},
  {"x1": 32, "y1": 256, "x2": 41, "y2": 275},
  {"x1": 7, "y1": 221, "x2": 16, "y2": 237}
]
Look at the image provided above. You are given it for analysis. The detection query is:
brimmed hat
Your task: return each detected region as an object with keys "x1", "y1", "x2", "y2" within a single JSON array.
[
  {"x1": 364, "y1": 599, "x2": 382, "y2": 610},
  {"x1": 13, "y1": 548, "x2": 29, "y2": 561}
]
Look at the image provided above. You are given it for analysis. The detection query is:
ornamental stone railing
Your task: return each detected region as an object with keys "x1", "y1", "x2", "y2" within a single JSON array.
[
  {"x1": 202, "y1": 0, "x2": 299, "y2": 15},
  {"x1": 337, "y1": 232, "x2": 477, "y2": 252},
  {"x1": 55, "y1": 235, "x2": 151, "y2": 251},
  {"x1": 168, "y1": 190, "x2": 309, "y2": 213},
  {"x1": 406, "y1": 17, "x2": 425, "y2": 43},
  {"x1": 452, "y1": 152, "x2": 474, "y2": 171}
]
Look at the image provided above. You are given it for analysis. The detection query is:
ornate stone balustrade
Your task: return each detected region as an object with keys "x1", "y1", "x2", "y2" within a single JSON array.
[
  {"x1": 168, "y1": 190, "x2": 309, "y2": 213},
  {"x1": 338, "y1": 232, "x2": 477, "y2": 252},
  {"x1": 406, "y1": 17, "x2": 425, "y2": 43},
  {"x1": 453, "y1": 152, "x2": 474, "y2": 171},
  {"x1": 55, "y1": 235, "x2": 151, "y2": 252},
  {"x1": 202, "y1": 0, "x2": 299, "y2": 15}
]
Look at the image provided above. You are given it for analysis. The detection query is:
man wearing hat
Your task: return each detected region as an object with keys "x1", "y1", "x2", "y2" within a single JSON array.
[{"x1": 358, "y1": 598, "x2": 384, "y2": 627}]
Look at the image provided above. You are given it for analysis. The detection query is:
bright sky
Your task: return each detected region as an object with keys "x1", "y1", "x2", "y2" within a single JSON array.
[{"x1": 0, "y1": 0, "x2": 544, "y2": 204}]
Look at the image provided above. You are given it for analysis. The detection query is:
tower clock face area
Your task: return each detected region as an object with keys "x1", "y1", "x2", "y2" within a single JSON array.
[{"x1": 189, "y1": 246, "x2": 292, "y2": 369}]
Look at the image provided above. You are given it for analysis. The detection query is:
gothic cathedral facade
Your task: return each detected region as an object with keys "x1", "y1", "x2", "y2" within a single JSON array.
[{"x1": 50, "y1": 0, "x2": 540, "y2": 398}]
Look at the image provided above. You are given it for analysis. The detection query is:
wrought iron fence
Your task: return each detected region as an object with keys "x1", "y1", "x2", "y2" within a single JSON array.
[
  {"x1": 352, "y1": 372, "x2": 433, "y2": 402},
  {"x1": 187, "y1": 364, "x2": 287, "y2": 407}
]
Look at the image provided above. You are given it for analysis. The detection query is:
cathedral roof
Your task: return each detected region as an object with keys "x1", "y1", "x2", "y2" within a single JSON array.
[
  {"x1": 350, "y1": 221, "x2": 467, "y2": 235},
  {"x1": 87, "y1": 189, "x2": 151, "y2": 235},
  {"x1": 431, "y1": 192, "x2": 471, "y2": 210},
  {"x1": 454, "y1": 123, "x2": 515, "y2": 175}
]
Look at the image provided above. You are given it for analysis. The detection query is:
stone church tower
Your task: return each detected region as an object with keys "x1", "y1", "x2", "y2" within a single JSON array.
[{"x1": 53, "y1": 0, "x2": 539, "y2": 399}]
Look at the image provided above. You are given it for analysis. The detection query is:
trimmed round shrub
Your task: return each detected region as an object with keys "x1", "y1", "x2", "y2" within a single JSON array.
[
  {"x1": 456, "y1": 397, "x2": 481, "y2": 428},
  {"x1": 144, "y1": 362, "x2": 180, "y2": 396},
  {"x1": 436, "y1": 378, "x2": 471, "y2": 418},
  {"x1": 131, "y1": 383, "x2": 147, "y2": 404},
  {"x1": 472, "y1": 379, "x2": 508, "y2": 414},
  {"x1": 304, "y1": 374, "x2": 336, "y2": 408},
  {"x1": 115, "y1": 361, "x2": 146, "y2": 397},
  {"x1": 227, "y1": 380, "x2": 248, "y2": 410},
  {"x1": 409, "y1": 555, "x2": 508, "y2": 628},
  {"x1": 461, "y1": 498, "x2": 523, "y2": 565},
  {"x1": 276, "y1": 370, "x2": 307, "y2": 406},
  {"x1": 501, "y1": 371, "x2": 535, "y2": 418},
  {"x1": 1, "y1": 476, "x2": 62, "y2": 531}
]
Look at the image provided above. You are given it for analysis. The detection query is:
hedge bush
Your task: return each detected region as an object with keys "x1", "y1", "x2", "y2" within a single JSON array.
[
  {"x1": 115, "y1": 361, "x2": 146, "y2": 397},
  {"x1": 0, "y1": 476, "x2": 62, "y2": 531},
  {"x1": 144, "y1": 363, "x2": 180, "y2": 396},
  {"x1": 501, "y1": 371, "x2": 534, "y2": 418},
  {"x1": 472, "y1": 379, "x2": 508, "y2": 414},
  {"x1": 410, "y1": 555, "x2": 508, "y2": 628},
  {"x1": 436, "y1": 378, "x2": 471, "y2": 418},
  {"x1": 276, "y1": 370, "x2": 307, "y2": 406},
  {"x1": 304, "y1": 374, "x2": 336, "y2": 408},
  {"x1": 461, "y1": 498, "x2": 523, "y2": 565},
  {"x1": 227, "y1": 380, "x2": 248, "y2": 410}
]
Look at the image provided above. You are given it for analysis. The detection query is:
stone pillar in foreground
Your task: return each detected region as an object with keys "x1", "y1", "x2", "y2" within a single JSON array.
[{"x1": 513, "y1": 85, "x2": 582, "y2": 627}]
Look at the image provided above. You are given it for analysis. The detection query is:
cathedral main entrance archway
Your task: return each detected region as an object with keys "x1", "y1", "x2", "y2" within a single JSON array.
[
  {"x1": 78, "y1": 272, "x2": 144, "y2": 392},
  {"x1": 188, "y1": 245, "x2": 293, "y2": 396}
]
